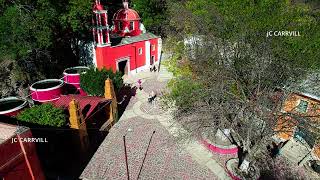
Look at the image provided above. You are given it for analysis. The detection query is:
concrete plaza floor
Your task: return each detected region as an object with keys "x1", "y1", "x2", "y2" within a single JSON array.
[{"x1": 80, "y1": 60, "x2": 231, "y2": 179}]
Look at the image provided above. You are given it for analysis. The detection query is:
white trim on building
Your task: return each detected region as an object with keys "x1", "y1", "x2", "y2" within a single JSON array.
[
  {"x1": 157, "y1": 38, "x2": 162, "y2": 61},
  {"x1": 145, "y1": 41, "x2": 150, "y2": 66},
  {"x1": 92, "y1": 43, "x2": 97, "y2": 67}
]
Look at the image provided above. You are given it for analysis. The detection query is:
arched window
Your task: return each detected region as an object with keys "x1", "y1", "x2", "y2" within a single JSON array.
[
  {"x1": 118, "y1": 21, "x2": 123, "y2": 30},
  {"x1": 129, "y1": 21, "x2": 134, "y2": 31}
]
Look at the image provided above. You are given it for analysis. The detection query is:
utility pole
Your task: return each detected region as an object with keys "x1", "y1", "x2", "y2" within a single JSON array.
[{"x1": 123, "y1": 135, "x2": 130, "y2": 180}]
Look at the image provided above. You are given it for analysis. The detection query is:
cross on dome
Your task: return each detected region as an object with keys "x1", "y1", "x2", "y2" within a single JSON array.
[{"x1": 123, "y1": 0, "x2": 129, "y2": 10}]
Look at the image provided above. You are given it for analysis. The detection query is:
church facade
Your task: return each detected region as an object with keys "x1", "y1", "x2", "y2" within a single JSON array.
[{"x1": 92, "y1": 0, "x2": 162, "y2": 76}]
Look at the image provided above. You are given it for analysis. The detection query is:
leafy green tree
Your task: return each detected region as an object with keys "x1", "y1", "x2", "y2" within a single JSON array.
[
  {"x1": 132, "y1": 0, "x2": 168, "y2": 35},
  {"x1": 60, "y1": 0, "x2": 92, "y2": 39},
  {"x1": 17, "y1": 104, "x2": 66, "y2": 127},
  {"x1": 0, "y1": 0, "x2": 95, "y2": 83},
  {"x1": 80, "y1": 67, "x2": 123, "y2": 96},
  {"x1": 0, "y1": 0, "x2": 58, "y2": 60}
]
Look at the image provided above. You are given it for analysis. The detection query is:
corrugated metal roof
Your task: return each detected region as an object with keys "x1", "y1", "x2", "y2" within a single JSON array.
[
  {"x1": 52, "y1": 95, "x2": 110, "y2": 119},
  {"x1": 298, "y1": 92, "x2": 320, "y2": 102}
]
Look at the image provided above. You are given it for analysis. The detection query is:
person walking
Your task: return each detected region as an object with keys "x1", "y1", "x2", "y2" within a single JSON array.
[
  {"x1": 152, "y1": 65, "x2": 157, "y2": 72},
  {"x1": 150, "y1": 90, "x2": 156, "y2": 106},
  {"x1": 148, "y1": 94, "x2": 152, "y2": 104},
  {"x1": 137, "y1": 79, "x2": 142, "y2": 90}
]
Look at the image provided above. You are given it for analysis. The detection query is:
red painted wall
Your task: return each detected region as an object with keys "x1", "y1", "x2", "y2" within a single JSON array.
[
  {"x1": 149, "y1": 38, "x2": 159, "y2": 64},
  {"x1": 0, "y1": 127, "x2": 45, "y2": 180},
  {"x1": 95, "y1": 38, "x2": 159, "y2": 72}
]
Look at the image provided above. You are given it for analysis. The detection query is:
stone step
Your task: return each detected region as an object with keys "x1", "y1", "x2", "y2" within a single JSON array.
[{"x1": 280, "y1": 139, "x2": 310, "y2": 165}]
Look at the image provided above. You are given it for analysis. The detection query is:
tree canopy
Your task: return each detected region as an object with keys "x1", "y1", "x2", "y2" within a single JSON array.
[
  {"x1": 164, "y1": 0, "x2": 320, "y2": 177},
  {"x1": 132, "y1": 0, "x2": 168, "y2": 36},
  {"x1": 80, "y1": 67, "x2": 123, "y2": 96},
  {"x1": 0, "y1": 0, "x2": 92, "y2": 68}
]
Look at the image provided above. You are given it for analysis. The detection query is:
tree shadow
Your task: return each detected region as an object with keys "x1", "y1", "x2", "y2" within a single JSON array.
[
  {"x1": 62, "y1": 84, "x2": 79, "y2": 95},
  {"x1": 259, "y1": 170, "x2": 276, "y2": 180},
  {"x1": 117, "y1": 84, "x2": 137, "y2": 118},
  {"x1": 82, "y1": 104, "x2": 91, "y2": 118}
]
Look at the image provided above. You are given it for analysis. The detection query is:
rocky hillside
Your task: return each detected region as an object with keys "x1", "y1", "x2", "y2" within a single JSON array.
[{"x1": 0, "y1": 60, "x2": 44, "y2": 98}]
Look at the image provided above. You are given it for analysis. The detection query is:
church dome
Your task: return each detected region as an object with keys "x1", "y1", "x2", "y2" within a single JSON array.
[
  {"x1": 112, "y1": 1, "x2": 142, "y2": 37},
  {"x1": 113, "y1": 8, "x2": 140, "y2": 21}
]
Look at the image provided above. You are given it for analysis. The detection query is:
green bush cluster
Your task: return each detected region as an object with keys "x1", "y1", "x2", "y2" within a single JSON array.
[
  {"x1": 17, "y1": 104, "x2": 66, "y2": 127},
  {"x1": 80, "y1": 67, "x2": 123, "y2": 96}
]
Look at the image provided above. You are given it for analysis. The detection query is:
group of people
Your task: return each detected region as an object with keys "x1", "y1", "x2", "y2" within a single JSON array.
[
  {"x1": 148, "y1": 90, "x2": 157, "y2": 104},
  {"x1": 150, "y1": 64, "x2": 157, "y2": 72},
  {"x1": 137, "y1": 78, "x2": 157, "y2": 105}
]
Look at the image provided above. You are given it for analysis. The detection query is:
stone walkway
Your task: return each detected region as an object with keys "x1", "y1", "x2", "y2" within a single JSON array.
[
  {"x1": 120, "y1": 64, "x2": 231, "y2": 180},
  {"x1": 81, "y1": 58, "x2": 231, "y2": 179}
]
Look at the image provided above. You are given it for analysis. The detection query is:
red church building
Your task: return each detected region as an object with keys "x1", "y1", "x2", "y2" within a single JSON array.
[{"x1": 92, "y1": 0, "x2": 162, "y2": 76}]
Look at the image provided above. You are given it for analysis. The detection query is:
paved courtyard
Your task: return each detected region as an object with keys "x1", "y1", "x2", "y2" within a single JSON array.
[{"x1": 80, "y1": 58, "x2": 231, "y2": 180}]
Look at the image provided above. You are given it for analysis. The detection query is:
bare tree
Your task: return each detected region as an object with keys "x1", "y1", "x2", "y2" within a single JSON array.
[{"x1": 164, "y1": 1, "x2": 320, "y2": 177}]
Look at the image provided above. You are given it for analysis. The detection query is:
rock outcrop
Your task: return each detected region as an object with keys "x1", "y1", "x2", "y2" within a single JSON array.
[{"x1": 0, "y1": 60, "x2": 44, "y2": 98}]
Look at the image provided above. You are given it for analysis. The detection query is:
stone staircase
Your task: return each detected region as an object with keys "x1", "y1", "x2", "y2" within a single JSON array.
[{"x1": 157, "y1": 66, "x2": 173, "y2": 82}]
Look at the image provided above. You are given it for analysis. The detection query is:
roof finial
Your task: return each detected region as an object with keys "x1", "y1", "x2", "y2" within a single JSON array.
[
  {"x1": 95, "y1": 0, "x2": 100, "y2": 4},
  {"x1": 123, "y1": 0, "x2": 129, "y2": 10}
]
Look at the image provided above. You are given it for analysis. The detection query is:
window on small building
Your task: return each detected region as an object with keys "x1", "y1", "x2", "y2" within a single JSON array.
[
  {"x1": 152, "y1": 45, "x2": 155, "y2": 51},
  {"x1": 129, "y1": 21, "x2": 134, "y2": 31},
  {"x1": 138, "y1": 48, "x2": 142, "y2": 55},
  {"x1": 297, "y1": 100, "x2": 308, "y2": 113}
]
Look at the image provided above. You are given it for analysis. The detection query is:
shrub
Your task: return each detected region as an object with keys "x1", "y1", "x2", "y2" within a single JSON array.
[
  {"x1": 80, "y1": 67, "x2": 123, "y2": 96},
  {"x1": 17, "y1": 104, "x2": 66, "y2": 127}
]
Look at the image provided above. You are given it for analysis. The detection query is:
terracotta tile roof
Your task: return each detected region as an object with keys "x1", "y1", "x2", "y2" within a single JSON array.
[{"x1": 52, "y1": 95, "x2": 110, "y2": 118}]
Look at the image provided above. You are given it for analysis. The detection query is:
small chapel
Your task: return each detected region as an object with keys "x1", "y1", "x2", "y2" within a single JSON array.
[{"x1": 92, "y1": 0, "x2": 162, "y2": 76}]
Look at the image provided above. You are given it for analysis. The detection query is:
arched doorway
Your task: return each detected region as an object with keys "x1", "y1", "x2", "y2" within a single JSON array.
[{"x1": 117, "y1": 58, "x2": 130, "y2": 76}]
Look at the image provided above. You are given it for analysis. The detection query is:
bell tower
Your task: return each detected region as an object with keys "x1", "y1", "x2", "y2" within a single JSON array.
[{"x1": 92, "y1": 0, "x2": 110, "y2": 46}]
